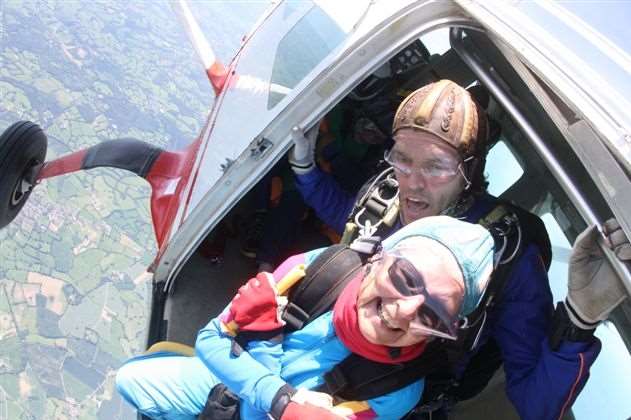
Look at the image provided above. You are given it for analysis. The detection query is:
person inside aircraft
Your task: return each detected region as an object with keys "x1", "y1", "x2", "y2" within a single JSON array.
[
  {"x1": 287, "y1": 79, "x2": 630, "y2": 419},
  {"x1": 116, "y1": 216, "x2": 495, "y2": 419},
  {"x1": 239, "y1": 159, "x2": 308, "y2": 270},
  {"x1": 240, "y1": 95, "x2": 393, "y2": 272}
]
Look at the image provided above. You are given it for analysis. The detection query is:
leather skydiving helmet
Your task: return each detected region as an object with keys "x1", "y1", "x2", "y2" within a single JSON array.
[{"x1": 392, "y1": 80, "x2": 489, "y2": 162}]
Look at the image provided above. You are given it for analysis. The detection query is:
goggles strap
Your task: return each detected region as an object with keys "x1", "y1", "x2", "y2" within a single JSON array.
[{"x1": 459, "y1": 155, "x2": 475, "y2": 190}]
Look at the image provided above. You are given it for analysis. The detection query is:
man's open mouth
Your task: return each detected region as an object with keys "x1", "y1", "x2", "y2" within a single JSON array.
[{"x1": 405, "y1": 197, "x2": 429, "y2": 212}]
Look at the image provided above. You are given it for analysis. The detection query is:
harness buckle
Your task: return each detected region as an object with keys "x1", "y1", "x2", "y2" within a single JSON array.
[
  {"x1": 349, "y1": 236, "x2": 382, "y2": 255},
  {"x1": 282, "y1": 302, "x2": 311, "y2": 331},
  {"x1": 355, "y1": 208, "x2": 382, "y2": 237},
  {"x1": 354, "y1": 169, "x2": 399, "y2": 239},
  {"x1": 412, "y1": 380, "x2": 459, "y2": 415}
]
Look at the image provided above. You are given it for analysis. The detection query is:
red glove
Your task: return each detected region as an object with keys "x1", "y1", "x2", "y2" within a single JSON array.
[
  {"x1": 281, "y1": 402, "x2": 343, "y2": 420},
  {"x1": 229, "y1": 272, "x2": 286, "y2": 332}
]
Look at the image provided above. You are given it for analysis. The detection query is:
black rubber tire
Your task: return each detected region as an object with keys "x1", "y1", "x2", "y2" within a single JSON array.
[{"x1": 0, "y1": 121, "x2": 47, "y2": 229}]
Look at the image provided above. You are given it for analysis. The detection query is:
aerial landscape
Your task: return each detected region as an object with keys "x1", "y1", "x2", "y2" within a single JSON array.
[{"x1": 0, "y1": 1, "x2": 260, "y2": 418}]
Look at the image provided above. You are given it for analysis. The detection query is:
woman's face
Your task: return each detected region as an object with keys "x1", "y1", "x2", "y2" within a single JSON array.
[{"x1": 356, "y1": 237, "x2": 464, "y2": 347}]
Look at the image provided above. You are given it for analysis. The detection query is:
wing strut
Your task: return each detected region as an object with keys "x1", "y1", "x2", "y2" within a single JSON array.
[{"x1": 171, "y1": 0, "x2": 227, "y2": 96}]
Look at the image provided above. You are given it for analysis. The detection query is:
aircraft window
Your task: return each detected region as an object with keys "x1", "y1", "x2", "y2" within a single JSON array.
[
  {"x1": 420, "y1": 27, "x2": 450, "y2": 56},
  {"x1": 485, "y1": 140, "x2": 524, "y2": 196},
  {"x1": 541, "y1": 213, "x2": 631, "y2": 419},
  {"x1": 267, "y1": 5, "x2": 348, "y2": 109}
]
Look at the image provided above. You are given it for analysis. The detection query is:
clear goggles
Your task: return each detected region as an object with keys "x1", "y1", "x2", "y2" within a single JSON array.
[
  {"x1": 384, "y1": 148, "x2": 472, "y2": 188},
  {"x1": 374, "y1": 250, "x2": 460, "y2": 341}
]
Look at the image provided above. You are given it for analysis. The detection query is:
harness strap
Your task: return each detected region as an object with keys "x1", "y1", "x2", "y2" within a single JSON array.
[
  {"x1": 456, "y1": 205, "x2": 513, "y2": 336},
  {"x1": 349, "y1": 236, "x2": 382, "y2": 255},
  {"x1": 478, "y1": 204, "x2": 509, "y2": 229},
  {"x1": 282, "y1": 303, "x2": 311, "y2": 332},
  {"x1": 419, "y1": 202, "x2": 552, "y2": 410},
  {"x1": 282, "y1": 245, "x2": 366, "y2": 332},
  {"x1": 276, "y1": 264, "x2": 307, "y2": 295},
  {"x1": 316, "y1": 342, "x2": 450, "y2": 401},
  {"x1": 344, "y1": 167, "x2": 399, "y2": 243},
  {"x1": 447, "y1": 204, "x2": 526, "y2": 356}
]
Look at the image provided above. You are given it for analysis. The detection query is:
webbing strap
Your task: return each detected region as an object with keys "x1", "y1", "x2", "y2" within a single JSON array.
[
  {"x1": 349, "y1": 167, "x2": 399, "y2": 240},
  {"x1": 454, "y1": 204, "x2": 520, "y2": 352},
  {"x1": 282, "y1": 245, "x2": 365, "y2": 333},
  {"x1": 316, "y1": 342, "x2": 450, "y2": 401},
  {"x1": 145, "y1": 341, "x2": 194, "y2": 357},
  {"x1": 478, "y1": 204, "x2": 509, "y2": 229},
  {"x1": 283, "y1": 303, "x2": 311, "y2": 331}
]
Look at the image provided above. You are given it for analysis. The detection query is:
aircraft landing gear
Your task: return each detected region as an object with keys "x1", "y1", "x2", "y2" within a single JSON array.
[
  {"x1": 0, "y1": 121, "x2": 47, "y2": 229},
  {"x1": 0, "y1": 119, "x2": 199, "y2": 247}
]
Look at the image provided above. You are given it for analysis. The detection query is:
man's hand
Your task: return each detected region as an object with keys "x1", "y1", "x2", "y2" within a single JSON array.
[
  {"x1": 291, "y1": 388, "x2": 334, "y2": 409},
  {"x1": 281, "y1": 402, "x2": 343, "y2": 420},
  {"x1": 229, "y1": 272, "x2": 287, "y2": 332},
  {"x1": 288, "y1": 125, "x2": 319, "y2": 175},
  {"x1": 271, "y1": 386, "x2": 341, "y2": 420},
  {"x1": 566, "y1": 218, "x2": 630, "y2": 329}
]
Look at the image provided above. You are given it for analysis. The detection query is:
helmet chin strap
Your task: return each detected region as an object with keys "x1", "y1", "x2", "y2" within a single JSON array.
[
  {"x1": 437, "y1": 155, "x2": 476, "y2": 218},
  {"x1": 459, "y1": 156, "x2": 475, "y2": 191}
]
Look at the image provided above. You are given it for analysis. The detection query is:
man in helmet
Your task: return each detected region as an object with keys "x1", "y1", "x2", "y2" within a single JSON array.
[{"x1": 288, "y1": 79, "x2": 627, "y2": 419}]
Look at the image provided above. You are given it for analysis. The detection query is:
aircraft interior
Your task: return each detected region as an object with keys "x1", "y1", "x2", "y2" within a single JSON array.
[{"x1": 152, "y1": 26, "x2": 629, "y2": 419}]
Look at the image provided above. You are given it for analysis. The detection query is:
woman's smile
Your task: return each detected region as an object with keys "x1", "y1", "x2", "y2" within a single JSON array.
[{"x1": 377, "y1": 299, "x2": 401, "y2": 331}]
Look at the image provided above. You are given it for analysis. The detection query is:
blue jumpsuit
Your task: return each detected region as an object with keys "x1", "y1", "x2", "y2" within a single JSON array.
[
  {"x1": 116, "y1": 248, "x2": 423, "y2": 420},
  {"x1": 294, "y1": 167, "x2": 602, "y2": 420}
]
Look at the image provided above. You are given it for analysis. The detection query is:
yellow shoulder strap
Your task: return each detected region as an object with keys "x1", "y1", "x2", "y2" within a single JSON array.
[
  {"x1": 276, "y1": 263, "x2": 306, "y2": 295},
  {"x1": 145, "y1": 341, "x2": 195, "y2": 357}
]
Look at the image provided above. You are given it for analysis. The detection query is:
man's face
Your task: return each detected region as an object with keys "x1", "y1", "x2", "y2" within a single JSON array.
[
  {"x1": 356, "y1": 237, "x2": 464, "y2": 347},
  {"x1": 390, "y1": 129, "x2": 466, "y2": 224}
]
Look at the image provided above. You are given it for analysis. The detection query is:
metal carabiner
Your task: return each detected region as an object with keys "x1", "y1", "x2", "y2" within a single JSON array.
[{"x1": 355, "y1": 208, "x2": 384, "y2": 238}]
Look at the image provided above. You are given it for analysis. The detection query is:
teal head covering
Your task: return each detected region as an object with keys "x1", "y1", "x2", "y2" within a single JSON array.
[{"x1": 380, "y1": 215, "x2": 494, "y2": 317}]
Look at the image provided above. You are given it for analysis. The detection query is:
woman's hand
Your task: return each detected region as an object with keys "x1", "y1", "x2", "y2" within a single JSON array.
[{"x1": 229, "y1": 272, "x2": 287, "y2": 332}]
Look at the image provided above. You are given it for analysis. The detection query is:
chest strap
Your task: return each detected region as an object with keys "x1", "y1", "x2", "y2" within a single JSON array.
[
  {"x1": 316, "y1": 341, "x2": 451, "y2": 401},
  {"x1": 342, "y1": 167, "x2": 399, "y2": 243},
  {"x1": 282, "y1": 245, "x2": 366, "y2": 332}
]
